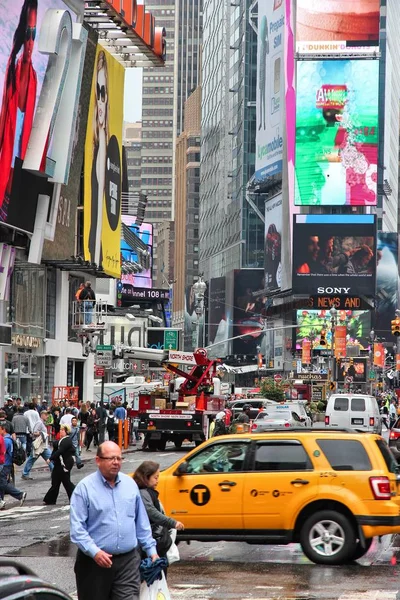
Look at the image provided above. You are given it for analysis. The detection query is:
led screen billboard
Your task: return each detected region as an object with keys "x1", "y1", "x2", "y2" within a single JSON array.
[
  {"x1": 375, "y1": 232, "x2": 399, "y2": 339},
  {"x1": 255, "y1": 0, "x2": 284, "y2": 182},
  {"x1": 295, "y1": 309, "x2": 371, "y2": 351},
  {"x1": 120, "y1": 218, "x2": 153, "y2": 289},
  {"x1": 207, "y1": 277, "x2": 228, "y2": 357},
  {"x1": 296, "y1": 0, "x2": 380, "y2": 52},
  {"x1": 292, "y1": 215, "x2": 376, "y2": 296},
  {"x1": 265, "y1": 194, "x2": 282, "y2": 291},
  {"x1": 295, "y1": 59, "x2": 379, "y2": 207},
  {"x1": 233, "y1": 270, "x2": 266, "y2": 355},
  {"x1": 337, "y1": 357, "x2": 367, "y2": 384},
  {"x1": 0, "y1": 0, "x2": 78, "y2": 233}
]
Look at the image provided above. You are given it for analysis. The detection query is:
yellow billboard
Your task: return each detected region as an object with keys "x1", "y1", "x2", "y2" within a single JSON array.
[{"x1": 83, "y1": 45, "x2": 124, "y2": 278}]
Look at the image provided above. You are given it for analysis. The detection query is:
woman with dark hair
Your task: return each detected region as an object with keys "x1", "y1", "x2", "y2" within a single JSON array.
[
  {"x1": 88, "y1": 50, "x2": 109, "y2": 265},
  {"x1": 43, "y1": 424, "x2": 76, "y2": 505},
  {"x1": 0, "y1": 0, "x2": 38, "y2": 217},
  {"x1": 133, "y1": 461, "x2": 184, "y2": 566}
]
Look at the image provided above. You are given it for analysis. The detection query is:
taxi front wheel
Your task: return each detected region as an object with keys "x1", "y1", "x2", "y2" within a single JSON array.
[{"x1": 300, "y1": 510, "x2": 356, "y2": 565}]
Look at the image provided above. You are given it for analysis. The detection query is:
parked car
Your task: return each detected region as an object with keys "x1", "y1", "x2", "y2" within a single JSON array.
[
  {"x1": 159, "y1": 429, "x2": 400, "y2": 565},
  {"x1": 325, "y1": 394, "x2": 381, "y2": 434},
  {"x1": 227, "y1": 398, "x2": 274, "y2": 421},
  {"x1": 0, "y1": 560, "x2": 72, "y2": 600},
  {"x1": 251, "y1": 406, "x2": 307, "y2": 432}
]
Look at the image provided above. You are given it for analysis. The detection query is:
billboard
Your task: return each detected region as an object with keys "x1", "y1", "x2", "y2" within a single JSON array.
[
  {"x1": 265, "y1": 194, "x2": 282, "y2": 291},
  {"x1": 0, "y1": 0, "x2": 79, "y2": 233},
  {"x1": 375, "y1": 233, "x2": 399, "y2": 339},
  {"x1": 337, "y1": 357, "x2": 368, "y2": 384},
  {"x1": 295, "y1": 309, "x2": 371, "y2": 351},
  {"x1": 42, "y1": 27, "x2": 98, "y2": 261},
  {"x1": 83, "y1": 45, "x2": 124, "y2": 278},
  {"x1": 295, "y1": 59, "x2": 379, "y2": 207},
  {"x1": 296, "y1": 0, "x2": 380, "y2": 52},
  {"x1": 232, "y1": 270, "x2": 266, "y2": 355},
  {"x1": 292, "y1": 215, "x2": 376, "y2": 296},
  {"x1": 120, "y1": 217, "x2": 153, "y2": 293},
  {"x1": 255, "y1": 0, "x2": 285, "y2": 182},
  {"x1": 207, "y1": 277, "x2": 229, "y2": 358}
]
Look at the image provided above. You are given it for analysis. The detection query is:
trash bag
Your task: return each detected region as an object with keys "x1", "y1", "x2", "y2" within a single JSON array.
[
  {"x1": 139, "y1": 572, "x2": 171, "y2": 600},
  {"x1": 166, "y1": 529, "x2": 180, "y2": 565}
]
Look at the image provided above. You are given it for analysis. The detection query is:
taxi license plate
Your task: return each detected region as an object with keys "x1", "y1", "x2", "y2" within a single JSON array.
[{"x1": 147, "y1": 425, "x2": 156, "y2": 430}]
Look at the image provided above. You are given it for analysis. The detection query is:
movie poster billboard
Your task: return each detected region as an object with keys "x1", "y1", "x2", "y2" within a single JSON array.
[
  {"x1": 0, "y1": 0, "x2": 78, "y2": 233},
  {"x1": 295, "y1": 59, "x2": 379, "y2": 207},
  {"x1": 42, "y1": 27, "x2": 98, "y2": 261},
  {"x1": 296, "y1": 0, "x2": 380, "y2": 54},
  {"x1": 265, "y1": 193, "x2": 283, "y2": 291},
  {"x1": 255, "y1": 0, "x2": 284, "y2": 183},
  {"x1": 120, "y1": 217, "x2": 153, "y2": 293},
  {"x1": 375, "y1": 232, "x2": 399, "y2": 339},
  {"x1": 232, "y1": 270, "x2": 266, "y2": 355},
  {"x1": 292, "y1": 215, "x2": 376, "y2": 295},
  {"x1": 83, "y1": 45, "x2": 124, "y2": 278},
  {"x1": 296, "y1": 309, "x2": 371, "y2": 351}
]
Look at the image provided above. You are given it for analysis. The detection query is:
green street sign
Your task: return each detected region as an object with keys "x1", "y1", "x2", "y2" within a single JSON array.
[
  {"x1": 96, "y1": 345, "x2": 113, "y2": 351},
  {"x1": 369, "y1": 369, "x2": 376, "y2": 381},
  {"x1": 164, "y1": 330, "x2": 179, "y2": 351}
]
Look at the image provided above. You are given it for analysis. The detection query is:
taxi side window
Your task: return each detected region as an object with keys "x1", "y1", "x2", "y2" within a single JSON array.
[
  {"x1": 186, "y1": 442, "x2": 249, "y2": 474},
  {"x1": 253, "y1": 441, "x2": 313, "y2": 472},
  {"x1": 317, "y1": 439, "x2": 372, "y2": 471}
]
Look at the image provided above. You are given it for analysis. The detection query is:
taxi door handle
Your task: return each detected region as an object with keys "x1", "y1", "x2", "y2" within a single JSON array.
[
  {"x1": 218, "y1": 480, "x2": 237, "y2": 487},
  {"x1": 291, "y1": 479, "x2": 309, "y2": 485}
]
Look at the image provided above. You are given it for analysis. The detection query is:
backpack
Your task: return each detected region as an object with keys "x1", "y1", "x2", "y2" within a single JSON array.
[{"x1": 12, "y1": 439, "x2": 26, "y2": 466}]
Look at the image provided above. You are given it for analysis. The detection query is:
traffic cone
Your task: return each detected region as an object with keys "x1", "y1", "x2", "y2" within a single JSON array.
[{"x1": 197, "y1": 392, "x2": 206, "y2": 411}]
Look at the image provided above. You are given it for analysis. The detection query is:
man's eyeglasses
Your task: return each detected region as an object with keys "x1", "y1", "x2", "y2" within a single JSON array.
[
  {"x1": 97, "y1": 83, "x2": 106, "y2": 102},
  {"x1": 98, "y1": 456, "x2": 123, "y2": 462},
  {"x1": 25, "y1": 26, "x2": 36, "y2": 41}
]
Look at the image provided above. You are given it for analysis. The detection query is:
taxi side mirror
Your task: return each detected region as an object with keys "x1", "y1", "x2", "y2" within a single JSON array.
[{"x1": 174, "y1": 461, "x2": 188, "y2": 476}]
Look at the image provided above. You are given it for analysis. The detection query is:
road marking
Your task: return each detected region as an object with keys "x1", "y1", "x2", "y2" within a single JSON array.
[
  {"x1": 0, "y1": 504, "x2": 70, "y2": 520},
  {"x1": 339, "y1": 593, "x2": 398, "y2": 599}
]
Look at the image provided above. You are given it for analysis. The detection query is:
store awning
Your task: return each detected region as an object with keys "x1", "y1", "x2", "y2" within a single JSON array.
[{"x1": 84, "y1": 1, "x2": 166, "y2": 67}]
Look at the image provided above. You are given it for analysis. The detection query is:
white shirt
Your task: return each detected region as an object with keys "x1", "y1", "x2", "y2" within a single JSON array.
[
  {"x1": 60, "y1": 414, "x2": 74, "y2": 426},
  {"x1": 24, "y1": 409, "x2": 40, "y2": 432}
]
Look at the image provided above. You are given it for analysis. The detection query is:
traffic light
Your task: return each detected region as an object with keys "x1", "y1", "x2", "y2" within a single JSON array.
[
  {"x1": 320, "y1": 329, "x2": 327, "y2": 346},
  {"x1": 391, "y1": 318, "x2": 400, "y2": 336}
]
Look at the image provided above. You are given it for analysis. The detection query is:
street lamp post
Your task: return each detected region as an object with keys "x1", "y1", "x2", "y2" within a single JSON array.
[
  {"x1": 329, "y1": 307, "x2": 337, "y2": 388},
  {"x1": 192, "y1": 276, "x2": 207, "y2": 349}
]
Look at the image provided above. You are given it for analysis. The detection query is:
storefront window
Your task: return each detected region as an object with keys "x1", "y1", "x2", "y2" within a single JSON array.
[
  {"x1": 5, "y1": 353, "x2": 44, "y2": 403},
  {"x1": 11, "y1": 265, "x2": 46, "y2": 338}
]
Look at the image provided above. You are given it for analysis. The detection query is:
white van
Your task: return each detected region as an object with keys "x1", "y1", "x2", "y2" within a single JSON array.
[{"x1": 325, "y1": 394, "x2": 381, "y2": 434}]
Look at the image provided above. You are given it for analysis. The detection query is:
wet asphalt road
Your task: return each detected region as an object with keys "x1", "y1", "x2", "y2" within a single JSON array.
[{"x1": 1, "y1": 442, "x2": 400, "y2": 599}]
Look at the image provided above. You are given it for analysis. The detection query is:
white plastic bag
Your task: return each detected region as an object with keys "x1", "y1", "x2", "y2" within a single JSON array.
[
  {"x1": 140, "y1": 572, "x2": 171, "y2": 600},
  {"x1": 166, "y1": 528, "x2": 180, "y2": 565}
]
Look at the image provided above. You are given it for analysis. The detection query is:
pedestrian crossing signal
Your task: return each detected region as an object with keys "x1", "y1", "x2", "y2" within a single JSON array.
[{"x1": 391, "y1": 318, "x2": 400, "y2": 336}]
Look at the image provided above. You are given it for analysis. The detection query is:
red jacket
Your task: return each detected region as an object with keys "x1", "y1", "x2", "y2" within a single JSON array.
[{"x1": 0, "y1": 434, "x2": 5, "y2": 465}]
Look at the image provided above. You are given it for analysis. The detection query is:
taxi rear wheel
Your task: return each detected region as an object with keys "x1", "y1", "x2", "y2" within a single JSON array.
[{"x1": 300, "y1": 510, "x2": 356, "y2": 565}]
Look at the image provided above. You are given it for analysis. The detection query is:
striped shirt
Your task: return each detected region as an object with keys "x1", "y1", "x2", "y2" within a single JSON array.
[{"x1": 70, "y1": 470, "x2": 157, "y2": 558}]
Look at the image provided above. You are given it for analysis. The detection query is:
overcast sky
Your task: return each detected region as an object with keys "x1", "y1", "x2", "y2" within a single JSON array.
[{"x1": 124, "y1": 68, "x2": 143, "y2": 123}]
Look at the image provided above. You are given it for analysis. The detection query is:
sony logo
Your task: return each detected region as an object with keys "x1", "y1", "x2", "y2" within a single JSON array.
[{"x1": 317, "y1": 287, "x2": 350, "y2": 294}]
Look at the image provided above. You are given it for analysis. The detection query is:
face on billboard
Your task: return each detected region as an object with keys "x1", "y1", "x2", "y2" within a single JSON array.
[
  {"x1": 255, "y1": 0, "x2": 284, "y2": 182},
  {"x1": 337, "y1": 358, "x2": 367, "y2": 383},
  {"x1": 296, "y1": 0, "x2": 380, "y2": 51},
  {"x1": 296, "y1": 309, "x2": 371, "y2": 351},
  {"x1": 84, "y1": 45, "x2": 124, "y2": 278},
  {"x1": 292, "y1": 215, "x2": 376, "y2": 295},
  {"x1": 295, "y1": 59, "x2": 379, "y2": 206},
  {"x1": 0, "y1": 0, "x2": 75, "y2": 232},
  {"x1": 375, "y1": 232, "x2": 399, "y2": 338},
  {"x1": 265, "y1": 194, "x2": 282, "y2": 291},
  {"x1": 233, "y1": 270, "x2": 266, "y2": 355},
  {"x1": 120, "y1": 218, "x2": 153, "y2": 291}
]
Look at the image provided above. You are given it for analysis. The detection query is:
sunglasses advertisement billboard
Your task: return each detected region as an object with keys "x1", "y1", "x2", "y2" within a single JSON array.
[
  {"x1": 375, "y1": 232, "x2": 399, "y2": 339},
  {"x1": 296, "y1": 0, "x2": 380, "y2": 53},
  {"x1": 292, "y1": 215, "x2": 376, "y2": 295},
  {"x1": 233, "y1": 270, "x2": 266, "y2": 355},
  {"x1": 83, "y1": 45, "x2": 124, "y2": 278},
  {"x1": 295, "y1": 59, "x2": 379, "y2": 207},
  {"x1": 264, "y1": 194, "x2": 283, "y2": 292},
  {"x1": 255, "y1": 0, "x2": 284, "y2": 183},
  {"x1": 295, "y1": 309, "x2": 371, "y2": 351},
  {"x1": 0, "y1": 0, "x2": 79, "y2": 233}
]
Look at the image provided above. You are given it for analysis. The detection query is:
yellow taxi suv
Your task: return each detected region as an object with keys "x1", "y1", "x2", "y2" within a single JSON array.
[{"x1": 158, "y1": 429, "x2": 400, "y2": 565}]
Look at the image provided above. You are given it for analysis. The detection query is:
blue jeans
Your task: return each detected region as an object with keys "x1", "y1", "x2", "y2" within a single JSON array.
[
  {"x1": 74, "y1": 445, "x2": 82, "y2": 466},
  {"x1": 0, "y1": 465, "x2": 23, "y2": 501},
  {"x1": 23, "y1": 447, "x2": 53, "y2": 476},
  {"x1": 84, "y1": 301, "x2": 93, "y2": 325},
  {"x1": 16, "y1": 434, "x2": 27, "y2": 452}
]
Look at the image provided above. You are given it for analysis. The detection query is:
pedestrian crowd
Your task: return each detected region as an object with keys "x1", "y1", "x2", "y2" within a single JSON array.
[{"x1": 377, "y1": 390, "x2": 400, "y2": 430}]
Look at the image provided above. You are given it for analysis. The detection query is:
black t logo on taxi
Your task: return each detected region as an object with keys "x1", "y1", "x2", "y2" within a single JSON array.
[{"x1": 190, "y1": 485, "x2": 211, "y2": 506}]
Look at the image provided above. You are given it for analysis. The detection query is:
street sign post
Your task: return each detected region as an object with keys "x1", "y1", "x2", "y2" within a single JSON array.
[
  {"x1": 95, "y1": 345, "x2": 113, "y2": 443},
  {"x1": 274, "y1": 373, "x2": 283, "y2": 384},
  {"x1": 96, "y1": 345, "x2": 113, "y2": 368},
  {"x1": 164, "y1": 330, "x2": 179, "y2": 350},
  {"x1": 95, "y1": 367, "x2": 105, "y2": 378}
]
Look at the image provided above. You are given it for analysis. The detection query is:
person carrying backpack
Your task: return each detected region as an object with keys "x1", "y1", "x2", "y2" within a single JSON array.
[{"x1": 0, "y1": 421, "x2": 26, "y2": 510}]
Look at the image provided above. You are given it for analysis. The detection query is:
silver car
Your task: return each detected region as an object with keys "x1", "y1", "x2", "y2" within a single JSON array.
[{"x1": 251, "y1": 406, "x2": 307, "y2": 432}]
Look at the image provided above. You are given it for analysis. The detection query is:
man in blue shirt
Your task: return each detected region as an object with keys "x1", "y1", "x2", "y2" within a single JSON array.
[
  {"x1": 0, "y1": 421, "x2": 26, "y2": 510},
  {"x1": 70, "y1": 441, "x2": 158, "y2": 600}
]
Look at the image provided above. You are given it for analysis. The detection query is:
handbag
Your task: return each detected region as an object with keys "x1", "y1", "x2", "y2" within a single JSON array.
[
  {"x1": 166, "y1": 528, "x2": 180, "y2": 565},
  {"x1": 139, "y1": 572, "x2": 171, "y2": 600},
  {"x1": 32, "y1": 435, "x2": 45, "y2": 456}
]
